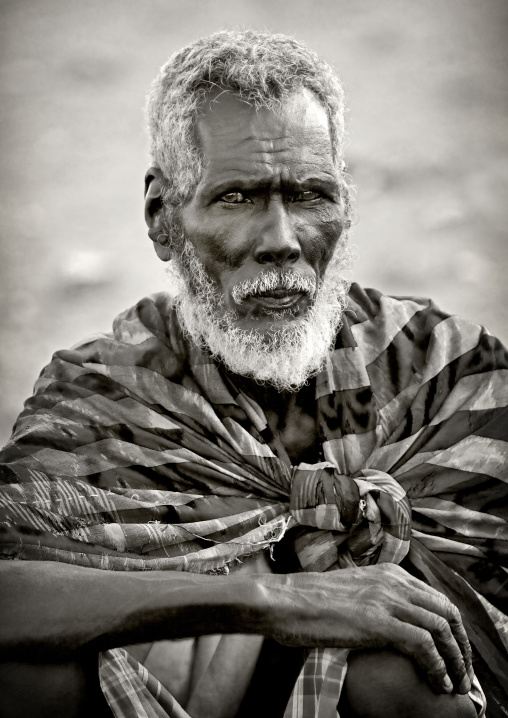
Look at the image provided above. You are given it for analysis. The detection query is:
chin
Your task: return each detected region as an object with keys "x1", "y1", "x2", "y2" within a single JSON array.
[
  {"x1": 166, "y1": 235, "x2": 353, "y2": 391},
  {"x1": 234, "y1": 307, "x2": 307, "y2": 335},
  {"x1": 175, "y1": 289, "x2": 348, "y2": 392}
]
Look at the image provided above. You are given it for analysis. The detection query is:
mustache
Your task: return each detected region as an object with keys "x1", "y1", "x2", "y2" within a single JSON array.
[{"x1": 231, "y1": 269, "x2": 317, "y2": 305}]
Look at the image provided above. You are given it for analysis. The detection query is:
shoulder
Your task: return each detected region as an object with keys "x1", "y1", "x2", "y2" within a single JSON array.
[
  {"x1": 52, "y1": 292, "x2": 187, "y2": 375},
  {"x1": 346, "y1": 283, "x2": 440, "y2": 330},
  {"x1": 22, "y1": 293, "x2": 193, "y2": 410},
  {"x1": 344, "y1": 282, "x2": 507, "y2": 378},
  {"x1": 5, "y1": 294, "x2": 193, "y2": 447}
]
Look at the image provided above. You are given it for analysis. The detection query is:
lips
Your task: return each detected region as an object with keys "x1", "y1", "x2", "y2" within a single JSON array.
[
  {"x1": 257, "y1": 287, "x2": 300, "y2": 298},
  {"x1": 250, "y1": 289, "x2": 304, "y2": 309}
]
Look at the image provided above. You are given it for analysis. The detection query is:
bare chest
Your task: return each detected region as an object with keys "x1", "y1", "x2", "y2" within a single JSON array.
[{"x1": 263, "y1": 387, "x2": 320, "y2": 466}]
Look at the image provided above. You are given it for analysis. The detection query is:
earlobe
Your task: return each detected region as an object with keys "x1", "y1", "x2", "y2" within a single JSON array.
[{"x1": 144, "y1": 167, "x2": 172, "y2": 261}]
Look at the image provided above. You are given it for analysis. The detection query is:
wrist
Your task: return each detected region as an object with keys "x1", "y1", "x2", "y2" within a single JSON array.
[
  {"x1": 138, "y1": 572, "x2": 271, "y2": 639},
  {"x1": 202, "y1": 574, "x2": 270, "y2": 636}
]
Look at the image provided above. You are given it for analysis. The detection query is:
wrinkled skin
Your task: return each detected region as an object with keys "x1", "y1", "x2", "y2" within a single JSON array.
[
  {"x1": 254, "y1": 564, "x2": 474, "y2": 696},
  {"x1": 0, "y1": 90, "x2": 477, "y2": 718},
  {"x1": 0, "y1": 561, "x2": 476, "y2": 717},
  {"x1": 150, "y1": 88, "x2": 345, "y2": 334}
]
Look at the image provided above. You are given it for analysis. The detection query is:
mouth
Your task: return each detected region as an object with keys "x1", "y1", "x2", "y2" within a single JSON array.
[{"x1": 249, "y1": 289, "x2": 305, "y2": 310}]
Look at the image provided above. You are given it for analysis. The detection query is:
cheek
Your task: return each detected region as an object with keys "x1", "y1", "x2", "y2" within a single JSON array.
[
  {"x1": 182, "y1": 206, "x2": 344, "y2": 290},
  {"x1": 184, "y1": 222, "x2": 242, "y2": 293},
  {"x1": 180, "y1": 209, "x2": 229, "y2": 265},
  {"x1": 298, "y1": 214, "x2": 344, "y2": 270}
]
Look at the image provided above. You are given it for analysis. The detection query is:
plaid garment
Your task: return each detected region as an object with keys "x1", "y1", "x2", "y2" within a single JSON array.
[{"x1": 1, "y1": 283, "x2": 507, "y2": 716}]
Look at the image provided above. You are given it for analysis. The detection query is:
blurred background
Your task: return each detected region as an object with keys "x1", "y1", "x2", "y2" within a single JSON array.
[{"x1": 0, "y1": 0, "x2": 507, "y2": 444}]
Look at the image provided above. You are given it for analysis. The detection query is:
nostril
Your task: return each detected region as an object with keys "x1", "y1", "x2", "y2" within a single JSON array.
[{"x1": 254, "y1": 247, "x2": 301, "y2": 265}]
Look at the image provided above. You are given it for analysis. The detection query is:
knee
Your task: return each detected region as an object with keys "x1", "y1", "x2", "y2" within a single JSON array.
[
  {"x1": 339, "y1": 648, "x2": 477, "y2": 718},
  {"x1": 0, "y1": 657, "x2": 110, "y2": 718}
]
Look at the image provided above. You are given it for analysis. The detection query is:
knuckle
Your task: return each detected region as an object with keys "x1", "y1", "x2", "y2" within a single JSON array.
[
  {"x1": 379, "y1": 562, "x2": 404, "y2": 578},
  {"x1": 440, "y1": 593, "x2": 452, "y2": 607},
  {"x1": 433, "y1": 616, "x2": 450, "y2": 637},
  {"x1": 420, "y1": 632, "x2": 436, "y2": 653},
  {"x1": 440, "y1": 595, "x2": 456, "y2": 614},
  {"x1": 405, "y1": 626, "x2": 432, "y2": 656},
  {"x1": 375, "y1": 585, "x2": 392, "y2": 603},
  {"x1": 432, "y1": 658, "x2": 448, "y2": 679},
  {"x1": 389, "y1": 563, "x2": 405, "y2": 575},
  {"x1": 448, "y1": 603, "x2": 462, "y2": 624},
  {"x1": 449, "y1": 603, "x2": 464, "y2": 628}
]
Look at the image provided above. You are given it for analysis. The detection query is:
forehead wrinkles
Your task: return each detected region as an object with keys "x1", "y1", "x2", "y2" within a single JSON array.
[
  {"x1": 196, "y1": 89, "x2": 333, "y2": 160},
  {"x1": 226, "y1": 128, "x2": 331, "y2": 154},
  {"x1": 200, "y1": 132, "x2": 335, "y2": 187}
]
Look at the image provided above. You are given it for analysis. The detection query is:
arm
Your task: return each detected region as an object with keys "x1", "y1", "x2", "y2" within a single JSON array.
[
  {"x1": 0, "y1": 560, "x2": 472, "y2": 695},
  {"x1": 0, "y1": 561, "x2": 256, "y2": 660}
]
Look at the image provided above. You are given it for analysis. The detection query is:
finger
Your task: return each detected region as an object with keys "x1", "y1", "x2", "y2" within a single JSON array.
[
  {"x1": 388, "y1": 620, "x2": 454, "y2": 695},
  {"x1": 400, "y1": 577, "x2": 473, "y2": 667},
  {"x1": 394, "y1": 604, "x2": 471, "y2": 694},
  {"x1": 405, "y1": 585, "x2": 473, "y2": 685},
  {"x1": 377, "y1": 567, "x2": 473, "y2": 681}
]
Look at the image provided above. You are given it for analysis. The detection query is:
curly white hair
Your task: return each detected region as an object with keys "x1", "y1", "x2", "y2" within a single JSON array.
[{"x1": 146, "y1": 29, "x2": 354, "y2": 231}]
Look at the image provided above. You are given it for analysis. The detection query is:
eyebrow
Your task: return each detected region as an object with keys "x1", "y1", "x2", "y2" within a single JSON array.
[{"x1": 200, "y1": 174, "x2": 341, "y2": 199}]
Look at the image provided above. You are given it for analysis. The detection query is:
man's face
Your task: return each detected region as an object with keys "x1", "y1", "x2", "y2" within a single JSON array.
[{"x1": 178, "y1": 88, "x2": 345, "y2": 335}]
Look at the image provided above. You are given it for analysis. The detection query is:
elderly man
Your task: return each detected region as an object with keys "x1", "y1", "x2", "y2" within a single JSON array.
[{"x1": 0, "y1": 30, "x2": 507, "y2": 718}]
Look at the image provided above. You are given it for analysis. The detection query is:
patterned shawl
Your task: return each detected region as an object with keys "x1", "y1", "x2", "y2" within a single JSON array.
[{"x1": 1, "y1": 284, "x2": 507, "y2": 717}]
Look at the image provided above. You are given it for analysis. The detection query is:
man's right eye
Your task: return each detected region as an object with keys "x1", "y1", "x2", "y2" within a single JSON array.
[{"x1": 220, "y1": 192, "x2": 248, "y2": 204}]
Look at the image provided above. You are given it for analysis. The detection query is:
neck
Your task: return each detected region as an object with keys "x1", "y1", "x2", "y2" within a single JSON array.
[
  {"x1": 230, "y1": 372, "x2": 319, "y2": 466},
  {"x1": 229, "y1": 370, "x2": 304, "y2": 407}
]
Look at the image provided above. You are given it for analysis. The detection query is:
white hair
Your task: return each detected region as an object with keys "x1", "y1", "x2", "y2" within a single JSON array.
[
  {"x1": 231, "y1": 270, "x2": 317, "y2": 306},
  {"x1": 166, "y1": 239, "x2": 352, "y2": 392},
  {"x1": 146, "y1": 29, "x2": 355, "y2": 235}
]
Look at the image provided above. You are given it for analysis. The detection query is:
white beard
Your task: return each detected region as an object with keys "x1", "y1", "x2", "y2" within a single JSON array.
[{"x1": 165, "y1": 241, "x2": 352, "y2": 392}]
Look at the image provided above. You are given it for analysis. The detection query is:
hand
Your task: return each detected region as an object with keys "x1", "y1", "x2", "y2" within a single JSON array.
[{"x1": 253, "y1": 563, "x2": 473, "y2": 695}]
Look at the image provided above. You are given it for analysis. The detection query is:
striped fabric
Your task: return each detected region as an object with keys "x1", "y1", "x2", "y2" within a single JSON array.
[{"x1": 0, "y1": 283, "x2": 507, "y2": 716}]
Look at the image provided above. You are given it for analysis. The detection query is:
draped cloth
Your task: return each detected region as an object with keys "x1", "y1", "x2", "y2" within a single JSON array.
[{"x1": 1, "y1": 284, "x2": 507, "y2": 716}]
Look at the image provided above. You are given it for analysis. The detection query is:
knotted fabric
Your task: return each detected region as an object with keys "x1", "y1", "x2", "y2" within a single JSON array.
[
  {"x1": 1, "y1": 285, "x2": 504, "y2": 717},
  {"x1": 289, "y1": 463, "x2": 412, "y2": 572},
  {"x1": 290, "y1": 463, "x2": 361, "y2": 532}
]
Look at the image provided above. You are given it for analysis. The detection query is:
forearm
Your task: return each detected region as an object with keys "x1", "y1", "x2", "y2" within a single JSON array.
[
  {"x1": 0, "y1": 561, "x2": 474, "y2": 695},
  {"x1": 0, "y1": 561, "x2": 263, "y2": 661}
]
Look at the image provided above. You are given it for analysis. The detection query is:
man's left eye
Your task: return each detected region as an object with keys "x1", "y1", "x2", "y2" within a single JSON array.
[
  {"x1": 220, "y1": 192, "x2": 248, "y2": 203},
  {"x1": 293, "y1": 191, "x2": 322, "y2": 202}
]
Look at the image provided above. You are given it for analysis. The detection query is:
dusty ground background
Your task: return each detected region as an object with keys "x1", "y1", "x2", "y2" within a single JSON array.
[{"x1": 0, "y1": 0, "x2": 507, "y2": 444}]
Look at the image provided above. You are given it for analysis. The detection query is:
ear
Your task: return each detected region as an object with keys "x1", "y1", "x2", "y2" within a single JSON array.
[{"x1": 144, "y1": 167, "x2": 171, "y2": 261}]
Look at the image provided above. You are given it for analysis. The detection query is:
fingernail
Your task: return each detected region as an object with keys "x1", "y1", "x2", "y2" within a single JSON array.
[
  {"x1": 443, "y1": 675, "x2": 453, "y2": 693},
  {"x1": 467, "y1": 666, "x2": 475, "y2": 682},
  {"x1": 459, "y1": 675, "x2": 471, "y2": 694}
]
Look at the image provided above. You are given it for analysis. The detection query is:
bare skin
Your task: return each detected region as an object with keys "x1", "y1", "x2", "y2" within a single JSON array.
[
  {"x1": 0, "y1": 560, "x2": 474, "y2": 716},
  {"x1": 147, "y1": 88, "x2": 344, "y2": 337},
  {"x1": 0, "y1": 90, "x2": 477, "y2": 717},
  {"x1": 233, "y1": 376, "x2": 320, "y2": 464},
  {"x1": 340, "y1": 649, "x2": 477, "y2": 718}
]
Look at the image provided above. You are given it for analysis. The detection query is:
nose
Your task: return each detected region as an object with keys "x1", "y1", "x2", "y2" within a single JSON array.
[{"x1": 253, "y1": 201, "x2": 301, "y2": 266}]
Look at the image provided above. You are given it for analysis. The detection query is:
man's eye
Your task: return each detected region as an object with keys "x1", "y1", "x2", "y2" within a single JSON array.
[
  {"x1": 293, "y1": 191, "x2": 322, "y2": 202},
  {"x1": 220, "y1": 192, "x2": 248, "y2": 204}
]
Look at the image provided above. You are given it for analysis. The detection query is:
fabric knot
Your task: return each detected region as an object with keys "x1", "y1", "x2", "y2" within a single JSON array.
[
  {"x1": 290, "y1": 463, "x2": 361, "y2": 532},
  {"x1": 289, "y1": 465, "x2": 412, "y2": 571}
]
